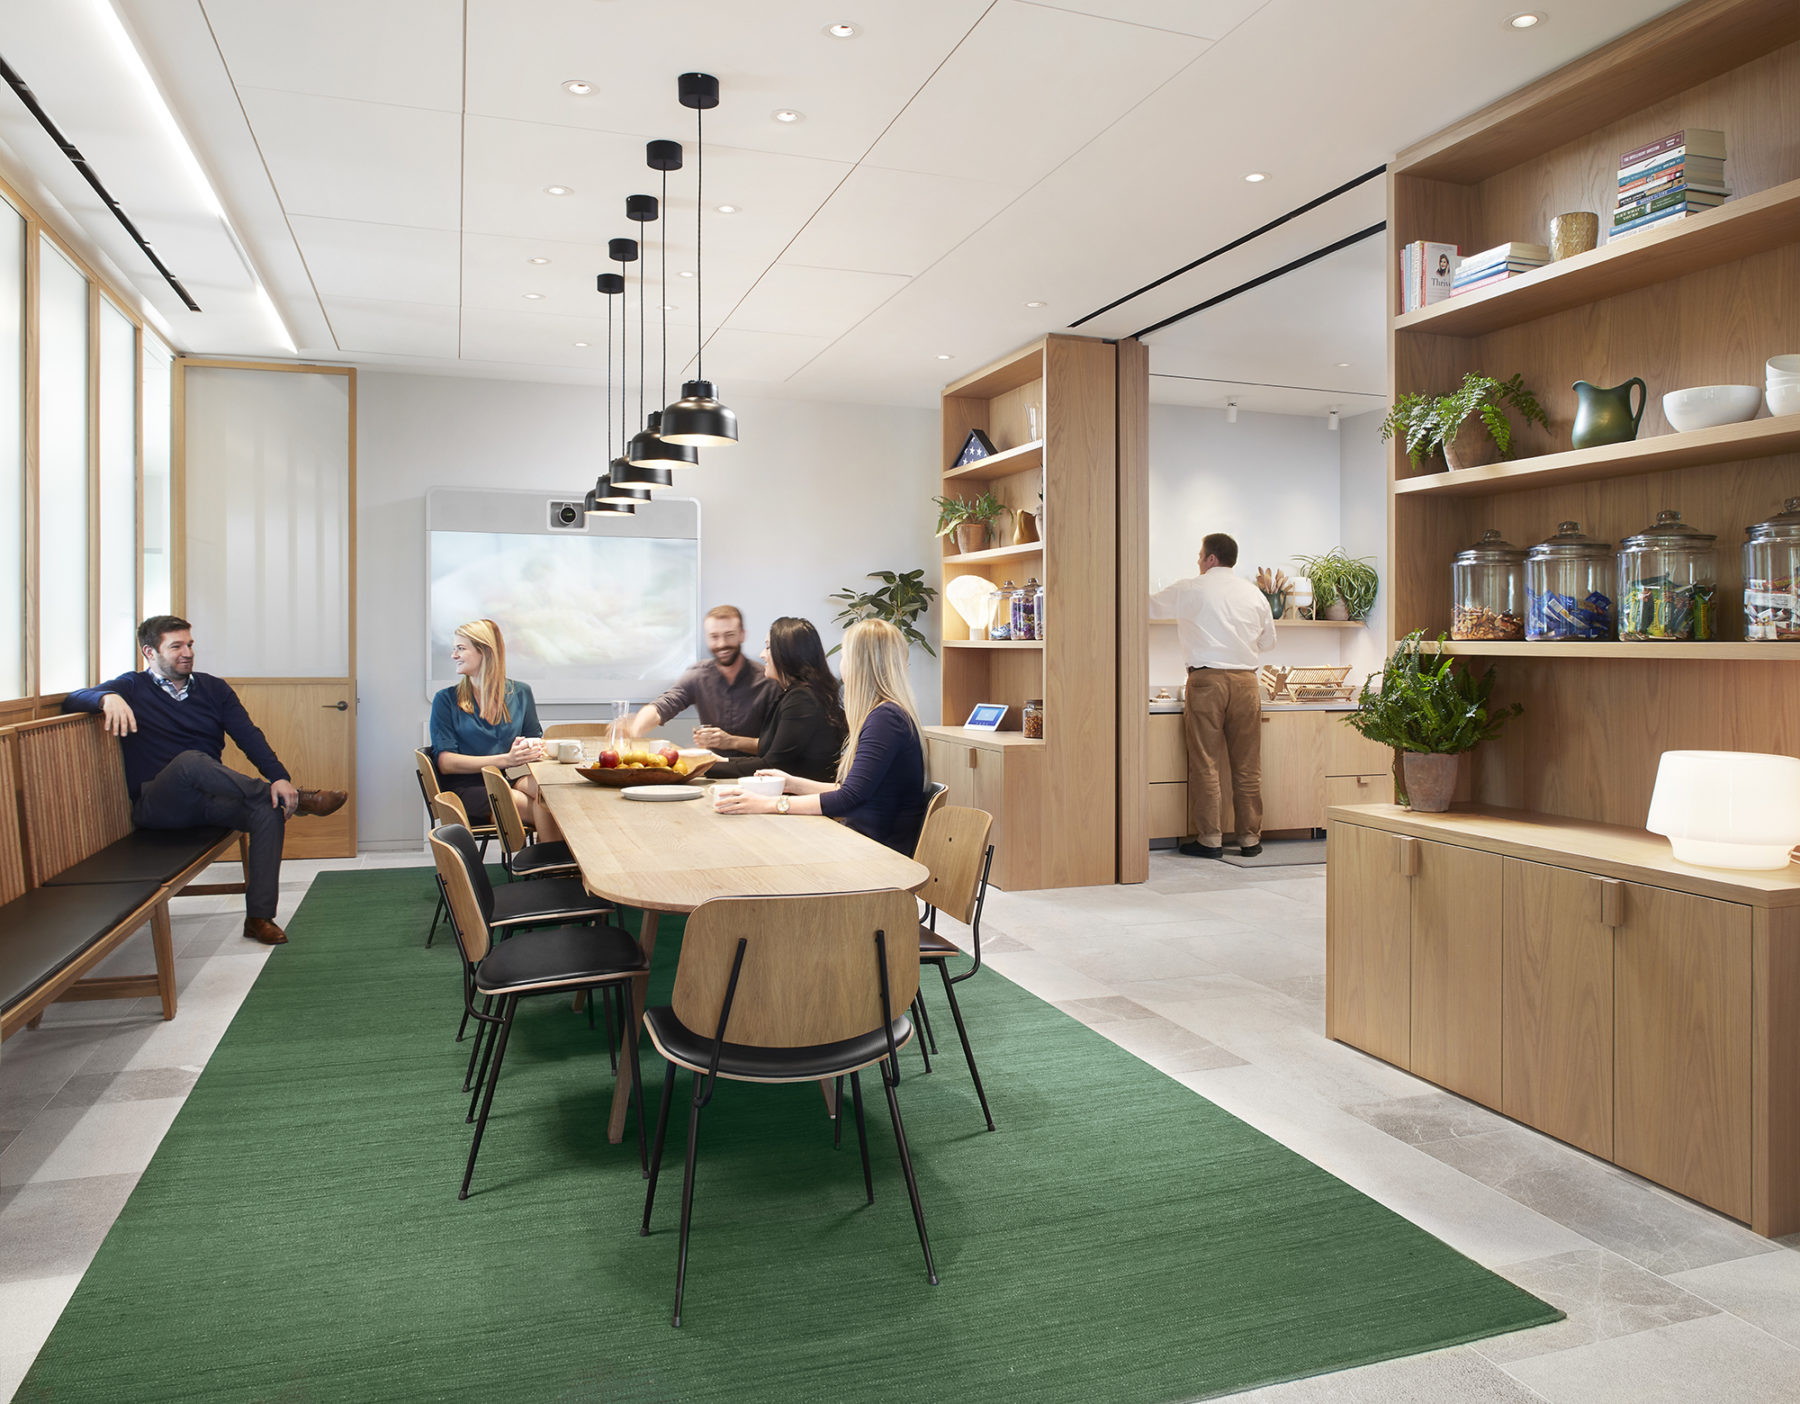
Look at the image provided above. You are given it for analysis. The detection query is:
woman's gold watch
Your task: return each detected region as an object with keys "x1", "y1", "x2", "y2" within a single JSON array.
[{"x1": 776, "y1": 796, "x2": 790, "y2": 814}]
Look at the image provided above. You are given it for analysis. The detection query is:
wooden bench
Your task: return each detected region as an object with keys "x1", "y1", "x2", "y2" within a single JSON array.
[{"x1": 0, "y1": 714, "x2": 247, "y2": 1040}]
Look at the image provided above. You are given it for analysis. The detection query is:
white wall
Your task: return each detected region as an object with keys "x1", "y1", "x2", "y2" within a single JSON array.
[
  {"x1": 1337, "y1": 408, "x2": 1390, "y2": 683},
  {"x1": 355, "y1": 372, "x2": 939, "y2": 847}
]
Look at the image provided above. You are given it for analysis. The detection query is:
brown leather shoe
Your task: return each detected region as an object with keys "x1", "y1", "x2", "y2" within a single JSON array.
[
  {"x1": 244, "y1": 917, "x2": 288, "y2": 945},
  {"x1": 295, "y1": 788, "x2": 347, "y2": 818}
]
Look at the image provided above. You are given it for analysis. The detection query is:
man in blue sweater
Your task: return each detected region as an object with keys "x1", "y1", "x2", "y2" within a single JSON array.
[{"x1": 64, "y1": 616, "x2": 346, "y2": 945}]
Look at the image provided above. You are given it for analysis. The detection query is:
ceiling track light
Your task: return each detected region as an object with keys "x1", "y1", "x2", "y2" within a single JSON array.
[
  {"x1": 1327, "y1": 408, "x2": 1341, "y2": 431},
  {"x1": 661, "y1": 72, "x2": 738, "y2": 449},
  {"x1": 589, "y1": 256, "x2": 633, "y2": 516},
  {"x1": 1226, "y1": 399, "x2": 1238, "y2": 424},
  {"x1": 629, "y1": 139, "x2": 697, "y2": 472}
]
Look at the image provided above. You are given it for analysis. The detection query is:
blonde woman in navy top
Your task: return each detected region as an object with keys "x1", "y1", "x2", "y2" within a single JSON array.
[{"x1": 428, "y1": 619, "x2": 554, "y2": 832}]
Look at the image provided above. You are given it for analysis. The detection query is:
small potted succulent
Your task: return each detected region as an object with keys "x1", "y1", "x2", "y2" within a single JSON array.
[
  {"x1": 1293, "y1": 549, "x2": 1380, "y2": 621},
  {"x1": 1380, "y1": 372, "x2": 1549, "y2": 472},
  {"x1": 934, "y1": 490, "x2": 1006, "y2": 555},
  {"x1": 1344, "y1": 632, "x2": 1522, "y2": 812}
]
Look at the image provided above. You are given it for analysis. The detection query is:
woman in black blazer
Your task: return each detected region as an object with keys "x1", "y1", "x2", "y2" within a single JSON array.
[{"x1": 708, "y1": 617, "x2": 848, "y2": 783}]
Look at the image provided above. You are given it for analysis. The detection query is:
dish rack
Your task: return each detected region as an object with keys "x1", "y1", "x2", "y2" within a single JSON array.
[{"x1": 1259, "y1": 664, "x2": 1355, "y2": 703}]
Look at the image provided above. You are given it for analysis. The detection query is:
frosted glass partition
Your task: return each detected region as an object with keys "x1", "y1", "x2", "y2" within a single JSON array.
[
  {"x1": 0, "y1": 199, "x2": 22, "y2": 700},
  {"x1": 183, "y1": 367, "x2": 350, "y2": 676},
  {"x1": 37, "y1": 240, "x2": 89, "y2": 693},
  {"x1": 140, "y1": 333, "x2": 172, "y2": 618},
  {"x1": 98, "y1": 299, "x2": 137, "y2": 675}
]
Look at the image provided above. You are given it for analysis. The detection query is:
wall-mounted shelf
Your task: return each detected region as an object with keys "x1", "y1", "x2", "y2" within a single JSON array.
[
  {"x1": 1150, "y1": 618, "x2": 1366, "y2": 629},
  {"x1": 942, "y1": 639, "x2": 1045, "y2": 650},
  {"x1": 942, "y1": 439, "x2": 1044, "y2": 483},
  {"x1": 1394, "y1": 415, "x2": 1800, "y2": 498},
  {"x1": 1393, "y1": 178, "x2": 1800, "y2": 338},
  {"x1": 1437, "y1": 640, "x2": 1800, "y2": 661},
  {"x1": 943, "y1": 541, "x2": 1046, "y2": 566}
]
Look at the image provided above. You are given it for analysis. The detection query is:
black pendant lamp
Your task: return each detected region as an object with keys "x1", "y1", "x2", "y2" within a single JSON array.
[
  {"x1": 602, "y1": 236, "x2": 669, "y2": 493},
  {"x1": 615, "y1": 196, "x2": 680, "y2": 487},
  {"x1": 587, "y1": 267, "x2": 637, "y2": 515},
  {"x1": 628, "y1": 140, "x2": 697, "y2": 469},
  {"x1": 660, "y1": 72, "x2": 737, "y2": 448}
]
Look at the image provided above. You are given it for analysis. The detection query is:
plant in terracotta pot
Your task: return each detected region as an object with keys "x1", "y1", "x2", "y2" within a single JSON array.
[
  {"x1": 1293, "y1": 549, "x2": 1379, "y2": 621},
  {"x1": 933, "y1": 489, "x2": 1005, "y2": 555},
  {"x1": 1343, "y1": 632, "x2": 1522, "y2": 812},
  {"x1": 1380, "y1": 372, "x2": 1549, "y2": 472}
]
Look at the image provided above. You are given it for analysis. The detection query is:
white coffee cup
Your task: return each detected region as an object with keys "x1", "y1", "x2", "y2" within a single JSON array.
[
  {"x1": 732, "y1": 774, "x2": 786, "y2": 798},
  {"x1": 551, "y1": 738, "x2": 584, "y2": 763}
]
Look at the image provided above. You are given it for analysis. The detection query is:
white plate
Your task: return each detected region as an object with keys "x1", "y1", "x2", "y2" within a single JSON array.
[{"x1": 622, "y1": 785, "x2": 703, "y2": 802}]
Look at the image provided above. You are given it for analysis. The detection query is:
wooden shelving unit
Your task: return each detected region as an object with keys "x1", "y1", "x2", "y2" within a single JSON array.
[
  {"x1": 1439, "y1": 640, "x2": 1800, "y2": 661},
  {"x1": 1151, "y1": 618, "x2": 1366, "y2": 629},
  {"x1": 942, "y1": 639, "x2": 1044, "y2": 651},
  {"x1": 941, "y1": 438, "x2": 1044, "y2": 483},
  {"x1": 942, "y1": 542, "x2": 1046, "y2": 566}
]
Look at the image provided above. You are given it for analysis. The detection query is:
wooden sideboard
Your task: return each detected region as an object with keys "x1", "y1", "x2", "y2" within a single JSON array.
[{"x1": 1327, "y1": 803, "x2": 1800, "y2": 1236}]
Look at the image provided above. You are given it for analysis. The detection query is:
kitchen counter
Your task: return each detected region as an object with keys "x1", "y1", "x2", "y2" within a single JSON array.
[{"x1": 1149, "y1": 699, "x2": 1356, "y2": 714}]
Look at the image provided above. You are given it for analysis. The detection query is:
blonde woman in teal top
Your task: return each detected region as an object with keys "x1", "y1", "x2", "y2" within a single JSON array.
[{"x1": 429, "y1": 619, "x2": 552, "y2": 830}]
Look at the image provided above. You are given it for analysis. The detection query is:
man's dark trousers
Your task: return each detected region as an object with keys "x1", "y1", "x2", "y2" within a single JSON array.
[{"x1": 132, "y1": 750, "x2": 285, "y2": 919}]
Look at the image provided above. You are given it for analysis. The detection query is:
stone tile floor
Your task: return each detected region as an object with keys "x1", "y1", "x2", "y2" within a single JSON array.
[{"x1": 1, "y1": 847, "x2": 1795, "y2": 1402}]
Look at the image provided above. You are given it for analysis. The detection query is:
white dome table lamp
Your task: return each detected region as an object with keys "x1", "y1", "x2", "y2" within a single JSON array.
[
  {"x1": 1645, "y1": 750, "x2": 1800, "y2": 870},
  {"x1": 946, "y1": 574, "x2": 995, "y2": 638}
]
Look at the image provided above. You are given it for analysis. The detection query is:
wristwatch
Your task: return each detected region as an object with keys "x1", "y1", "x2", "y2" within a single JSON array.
[{"x1": 776, "y1": 796, "x2": 790, "y2": 815}]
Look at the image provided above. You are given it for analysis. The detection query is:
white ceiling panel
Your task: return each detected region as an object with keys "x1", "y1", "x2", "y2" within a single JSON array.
[
  {"x1": 1024, "y1": 0, "x2": 1270, "y2": 39},
  {"x1": 463, "y1": 0, "x2": 992, "y2": 165},
  {"x1": 863, "y1": 2, "x2": 1209, "y2": 185},
  {"x1": 1149, "y1": 376, "x2": 1384, "y2": 417},
  {"x1": 238, "y1": 87, "x2": 462, "y2": 228},
  {"x1": 697, "y1": 328, "x2": 835, "y2": 386},
  {"x1": 727, "y1": 265, "x2": 911, "y2": 340},
  {"x1": 289, "y1": 216, "x2": 460, "y2": 305},
  {"x1": 199, "y1": 0, "x2": 464, "y2": 111},
  {"x1": 323, "y1": 295, "x2": 460, "y2": 357},
  {"x1": 782, "y1": 166, "x2": 1022, "y2": 277}
]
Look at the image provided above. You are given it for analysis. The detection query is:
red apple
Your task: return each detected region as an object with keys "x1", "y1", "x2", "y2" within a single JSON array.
[
  {"x1": 658, "y1": 742, "x2": 681, "y2": 767},
  {"x1": 598, "y1": 748, "x2": 621, "y2": 769}
]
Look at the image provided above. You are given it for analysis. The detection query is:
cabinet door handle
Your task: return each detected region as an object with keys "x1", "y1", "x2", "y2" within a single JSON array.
[
  {"x1": 1598, "y1": 877, "x2": 1625, "y2": 928},
  {"x1": 323, "y1": 700, "x2": 348, "y2": 711},
  {"x1": 968, "y1": 748, "x2": 978, "y2": 769},
  {"x1": 1396, "y1": 834, "x2": 1420, "y2": 877}
]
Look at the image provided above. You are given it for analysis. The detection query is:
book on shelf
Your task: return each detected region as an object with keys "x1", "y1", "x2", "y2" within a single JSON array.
[
  {"x1": 1399, "y1": 240, "x2": 1459, "y2": 312},
  {"x1": 1619, "y1": 128, "x2": 1726, "y2": 169},
  {"x1": 1449, "y1": 267, "x2": 1530, "y2": 295},
  {"x1": 1456, "y1": 241, "x2": 1549, "y2": 276},
  {"x1": 1618, "y1": 166, "x2": 1728, "y2": 202},
  {"x1": 1609, "y1": 206, "x2": 1702, "y2": 240},
  {"x1": 1619, "y1": 151, "x2": 1726, "y2": 189},
  {"x1": 1613, "y1": 188, "x2": 1727, "y2": 225}
]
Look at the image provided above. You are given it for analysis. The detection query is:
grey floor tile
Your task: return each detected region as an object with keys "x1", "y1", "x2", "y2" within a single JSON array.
[
  {"x1": 1099, "y1": 1012, "x2": 1247, "y2": 1073},
  {"x1": 0, "y1": 1173, "x2": 140, "y2": 1280},
  {"x1": 1502, "y1": 1310, "x2": 1800, "y2": 1403},
  {"x1": 1350, "y1": 1089, "x2": 1511, "y2": 1146},
  {"x1": 0, "y1": 1098, "x2": 185, "y2": 1187},
  {"x1": 1668, "y1": 1244, "x2": 1800, "y2": 1348},
  {"x1": 1057, "y1": 995, "x2": 1160, "y2": 1024},
  {"x1": 1472, "y1": 1247, "x2": 1719, "y2": 1364},
  {"x1": 44, "y1": 1068, "x2": 200, "y2": 1112},
  {"x1": 1224, "y1": 1344, "x2": 1551, "y2": 1402}
]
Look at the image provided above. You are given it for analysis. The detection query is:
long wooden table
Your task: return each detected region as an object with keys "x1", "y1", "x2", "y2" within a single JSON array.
[{"x1": 533, "y1": 759, "x2": 930, "y2": 1142}]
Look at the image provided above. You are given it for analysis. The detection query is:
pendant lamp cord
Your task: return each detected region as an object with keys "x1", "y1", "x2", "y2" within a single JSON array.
[
  {"x1": 605, "y1": 285, "x2": 613, "y2": 460},
  {"x1": 619, "y1": 253, "x2": 628, "y2": 458},
  {"x1": 639, "y1": 214, "x2": 646, "y2": 429},
  {"x1": 695, "y1": 101, "x2": 703, "y2": 382},
  {"x1": 660, "y1": 166, "x2": 669, "y2": 408}
]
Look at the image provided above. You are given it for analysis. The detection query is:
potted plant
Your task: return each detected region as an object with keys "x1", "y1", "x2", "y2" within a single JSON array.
[
  {"x1": 934, "y1": 490, "x2": 1005, "y2": 555},
  {"x1": 827, "y1": 569, "x2": 940, "y2": 656},
  {"x1": 1380, "y1": 372, "x2": 1549, "y2": 472},
  {"x1": 1344, "y1": 632, "x2": 1522, "y2": 812},
  {"x1": 1293, "y1": 549, "x2": 1379, "y2": 621}
]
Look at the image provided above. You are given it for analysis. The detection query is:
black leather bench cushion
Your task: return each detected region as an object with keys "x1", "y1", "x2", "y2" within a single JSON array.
[
  {"x1": 41, "y1": 827, "x2": 233, "y2": 887},
  {"x1": 0, "y1": 880, "x2": 163, "y2": 1014}
]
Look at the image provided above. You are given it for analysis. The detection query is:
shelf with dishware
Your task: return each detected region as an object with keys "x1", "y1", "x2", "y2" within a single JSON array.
[{"x1": 941, "y1": 639, "x2": 1045, "y2": 650}]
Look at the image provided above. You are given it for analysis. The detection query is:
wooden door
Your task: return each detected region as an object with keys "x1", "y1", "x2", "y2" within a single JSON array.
[
  {"x1": 222, "y1": 682, "x2": 356, "y2": 859},
  {"x1": 1259, "y1": 710, "x2": 1329, "y2": 831},
  {"x1": 1615, "y1": 883, "x2": 1753, "y2": 1221},
  {"x1": 1409, "y1": 840, "x2": 1503, "y2": 1108},
  {"x1": 1502, "y1": 859, "x2": 1615, "y2": 1156},
  {"x1": 1326, "y1": 822, "x2": 1413, "y2": 1067},
  {"x1": 1325, "y1": 773, "x2": 1392, "y2": 820}
]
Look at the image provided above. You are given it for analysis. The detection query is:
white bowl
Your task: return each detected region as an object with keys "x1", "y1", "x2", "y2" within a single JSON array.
[
  {"x1": 1767, "y1": 354, "x2": 1800, "y2": 379},
  {"x1": 727, "y1": 774, "x2": 786, "y2": 798},
  {"x1": 1768, "y1": 381, "x2": 1800, "y2": 418},
  {"x1": 1663, "y1": 385, "x2": 1761, "y2": 432}
]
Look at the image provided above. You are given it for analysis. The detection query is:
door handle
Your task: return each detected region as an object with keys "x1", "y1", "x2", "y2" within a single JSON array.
[
  {"x1": 968, "y1": 748, "x2": 978, "y2": 769},
  {"x1": 324, "y1": 701, "x2": 348, "y2": 711},
  {"x1": 1598, "y1": 877, "x2": 1624, "y2": 927},
  {"x1": 1395, "y1": 834, "x2": 1421, "y2": 877}
]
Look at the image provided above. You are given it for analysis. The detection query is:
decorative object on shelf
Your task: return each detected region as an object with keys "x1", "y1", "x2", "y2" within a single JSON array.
[
  {"x1": 1254, "y1": 566, "x2": 1291, "y2": 621},
  {"x1": 1451, "y1": 530, "x2": 1525, "y2": 640},
  {"x1": 933, "y1": 489, "x2": 1005, "y2": 555},
  {"x1": 1611, "y1": 128, "x2": 1728, "y2": 242},
  {"x1": 1011, "y1": 576, "x2": 1040, "y2": 641},
  {"x1": 1550, "y1": 211, "x2": 1599, "y2": 260},
  {"x1": 946, "y1": 574, "x2": 995, "y2": 640},
  {"x1": 954, "y1": 428, "x2": 997, "y2": 468},
  {"x1": 826, "y1": 569, "x2": 938, "y2": 656},
  {"x1": 1745, "y1": 498, "x2": 1800, "y2": 641},
  {"x1": 1525, "y1": 521, "x2": 1614, "y2": 640},
  {"x1": 1646, "y1": 750, "x2": 1800, "y2": 870},
  {"x1": 1344, "y1": 632, "x2": 1521, "y2": 814},
  {"x1": 661, "y1": 73, "x2": 738, "y2": 448},
  {"x1": 1570, "y1": 377, "x2": 1646, "y2": 450},
  {"x1": 1618, "y1": 509, "x2": 1717, "y2": 641},
  {"x1": 1292, "y1": 549, "x2": 1379, "y2": 621},
  {"x1": 1026, "y1": 406, "x2": 1040, "y2": 440},
  {"x1": 1767, "y1": 355, "x2": 1800, "y2": 417},
  {"x1": 1287, "y1": 576, "x2": 1312, "y2": 620},
  {"x1": 1380, "y1": 372, "x2": 1549, "y2": 471},
  {"x1": 1663, "y1": 384, "x2": 1760, "y2": 432},
  {"x1": 1022, "y1": 698, "x2": 1044, "y2": 739},
  {"x1": 626, "y1": 139, "x2": 699, "y2": 471},
  {"x1": 1033, "y1": 578, "x2": 1045, "y2": 641},
  {"x1": 1011, "y1": 508, "x2": 1039, "y2": 545},
  {"x1": 1451, "y1": 241, "x2": 1548, "y2": 295},
  {"x1": 987, "y1": 580, "x2": 1018, "y2": 641},
  {"x1": 1399, "y1": 240, "x2": 1459, "y2": 312}
]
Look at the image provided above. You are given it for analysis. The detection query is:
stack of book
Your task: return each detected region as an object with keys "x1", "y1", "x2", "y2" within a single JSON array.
[
  {"x1": 1399, "y1": 241, "x2": 1459, "y2": 312},
  {"x1": 1451, "y1": 242, "x2": 1549, "y2": 295},
  {"x1": 1612, "y1": 128, "x2": 1728, "y2": 240}
]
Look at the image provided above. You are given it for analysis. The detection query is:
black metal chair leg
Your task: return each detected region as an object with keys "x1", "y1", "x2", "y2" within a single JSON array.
[
  {"x1": 672, "y1": 1071, "x2": 706, "y2": 1327},
  {"x1": 641, "y1": 1056, "x2": 679, "y2": 1235},
  {"x1": 467, "y1": 1001, "x2": 502, "y2": 1120},
  {"x1": 601, "y1": 986, "x2": 616, "y2": 1071},
  {"x1": 427, "y1": 893, "x2": 445, "y2": 948},
  {"x1": 454, "y1": 999, "x2": 471, "y2": 1044},
  {"x1": 833, "y1": 1075, "x2": 844, "y2": 1148},
  {"x1": 460, "y1": 996, "x2": 516, "y2": 1200},
  {"x1": 882, "y1": 1069, "x2": 939, "y2": 1286},
  {"x1": 939, "y1": 960, "x2": 996, "y2": 1131},
  {"x1": 463, "y1": 994, "x2": 494, "y2": 1090},
  {"x1": 915, "y1": 987, "x2": 940, "y2": 1055},
  {"x1": 911, "y1": 996, "x2": 933, "y2": 1072},
  {"x1": 620, "y1": 984, "x2": 649, "y2": 1177},
  {"x1": 849, "y1": 1069, "x2": 874, "y2": 1205}
]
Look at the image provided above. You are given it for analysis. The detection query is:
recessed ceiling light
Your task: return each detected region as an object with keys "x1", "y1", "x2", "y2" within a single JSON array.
[
  {"x1": 527, "y1": 256, "x2": 550, "y2": 265},
  {"x1": 1025, "y1": 300, "x2": 1046, "y2": 308},
  {"x1": 562, "y1": 80, "x2": 593, "y2": 96},
  {"x1": 935, "y1": 353, "x2": 953, "y2": 361},
  {"x1": 715, "y1": 204, "x2": 738, "y2": 214},
  {"x1": 573, "y1": 341, "x2": 589, "y2": 348},
  {"x1": 1507, "y1": 11, "x2": 1545, "y2": 28},
  {"x1": 1335, "y1": 361, "x2": 1350, "y2": 368},
  {"x1": 544, "y1": 185, "x2": 573, "y2": 197},
  {"x1": 772, "y1": 109, "x2": 805, "y2": 124},
  {"x1": 1244, "y1": 171, "x2": 1268, "y2": 183},
  {"x1": 661, "y1": 303, "x2": 677, "y2": 311},
  {"x1": 825, "y1": 22, "x2": 859, "y2": 38},
  {"x1": 678, "y1": 270, "x2": 694, "y2": 278},
  {"x1": 523, "y1": 292, "x2": 544, "y2": 300}
]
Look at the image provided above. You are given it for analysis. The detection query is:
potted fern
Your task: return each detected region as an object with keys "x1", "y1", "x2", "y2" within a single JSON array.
[
  {"x1": 1380, "y1": 372, "x2": 1549, "y2": 472},
  {"x1": 1344, "y1": 632, "x2": 1522, "y2": 811},
  {"x1": 933, "y1": 490, "x2": 1005, "y2": 555}
]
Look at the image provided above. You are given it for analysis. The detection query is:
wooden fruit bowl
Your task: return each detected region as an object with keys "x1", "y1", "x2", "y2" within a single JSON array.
[{"x1": 576, "y1": 752, "x2": 716, "y2": 787}]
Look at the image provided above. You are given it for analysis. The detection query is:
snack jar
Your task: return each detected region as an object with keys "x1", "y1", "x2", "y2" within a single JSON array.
[
  {"x1": 1033, "y1": 580, "x2": 1046, "y2": 642},
  {"x1": 1744, "y1": 498, "x2": 1800, "y2": 641},
  {"x1": 987, "y1": 581, "x2": 1017, "y2": 642},
  {"x1": 1022, "y1": 698, "x2": 1045, "y2": 739},
  {"x1": 1525, "y1": 521, "x2": 1615, "y2": 640},
  {"x1": 1012, "y1": 576, "x2": 1040, "y2": 641},
  {"x1": 1450, "y1": 530, "x2": 1526, "y2": 640},
  {"x1": 1617, "y1": 510, "x2": 1717, "y2": 641}
]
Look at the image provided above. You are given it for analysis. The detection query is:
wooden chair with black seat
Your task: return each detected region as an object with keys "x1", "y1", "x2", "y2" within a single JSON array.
[
  {"x1": 638, "y1": 888, "x2": 938, "y2": 1327},
  {"x1": 415, "y1": 748, "x2": 496, "y2": 946},
  {"x1": 481, "y1": 766, "x2": 579, "y2": 880},
  {"x1": 911, "y1": 805, "x2": 997, "y2": 1131},
  {"x1": 429, "y1": 822, "x2": 650, "y2": 1199}
]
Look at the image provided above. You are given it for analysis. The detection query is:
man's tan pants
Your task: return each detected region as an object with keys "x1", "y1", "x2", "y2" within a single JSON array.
[{"x1": 1183, "y1": 667, "x2": 1262, "y2": 847}]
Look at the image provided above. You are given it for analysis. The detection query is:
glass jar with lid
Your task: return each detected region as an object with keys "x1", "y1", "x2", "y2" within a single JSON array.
[
  {"x1": 1022, "y1": 698, "x2": 1045, "y2": 739},
  {"x1": 1744, "y1": 498, "x2": 1800, "y2": 641},
  {"x1": 1618, "y1": 509, "x2": 1717, "y2": 641},
  {"x1": 987, "y1": 581, "x2": 1017, "y2": 641},
  {"x1": 1526, "y1": 521, "x2": 1615, "y2": 640},
  {"x1": 1012, "y1": 576, "x2": 1040, "y2": 641},
  {"x1": 1451, "y1": 529, "x2": 1525, "y2": 640},
  {"x1": 1033, "y1": 580, "x2": 1046, "y2": 642}
]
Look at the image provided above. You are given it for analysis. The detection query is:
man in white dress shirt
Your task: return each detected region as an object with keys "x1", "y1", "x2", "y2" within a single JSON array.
[{"x1": 1149, "y1": 533, "x2": 1278, "y2": 858}]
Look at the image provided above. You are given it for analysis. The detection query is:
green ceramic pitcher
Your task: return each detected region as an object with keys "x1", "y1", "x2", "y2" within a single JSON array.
[{"x1": 1571, "y1": 378, "x2": 1646, "y2": 450}]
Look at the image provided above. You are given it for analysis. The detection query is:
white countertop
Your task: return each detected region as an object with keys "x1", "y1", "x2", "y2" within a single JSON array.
[{"x1": 1149, "y1": 700, "x2": 1356, "y2": 714}]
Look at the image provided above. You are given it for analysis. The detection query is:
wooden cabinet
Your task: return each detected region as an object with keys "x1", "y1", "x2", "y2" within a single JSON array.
[
  {"x1": 1325, "y1": 823, "x2": 1413, "y2": 1067},
  {"x1": 1409, "y1": 842, "x2": 1502, "y2": 1108},
  {"x1": 923, "y1": 729, "x2": 1044, "y2": 891},
  {"x1": 1146, "y1": 708, "x2": 1340, "y2": 840}
]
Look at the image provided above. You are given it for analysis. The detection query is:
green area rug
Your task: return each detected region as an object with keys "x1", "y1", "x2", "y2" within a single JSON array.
[{"x1": 19, "y1": 869, "x2": 1556, "y2": 1403}]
